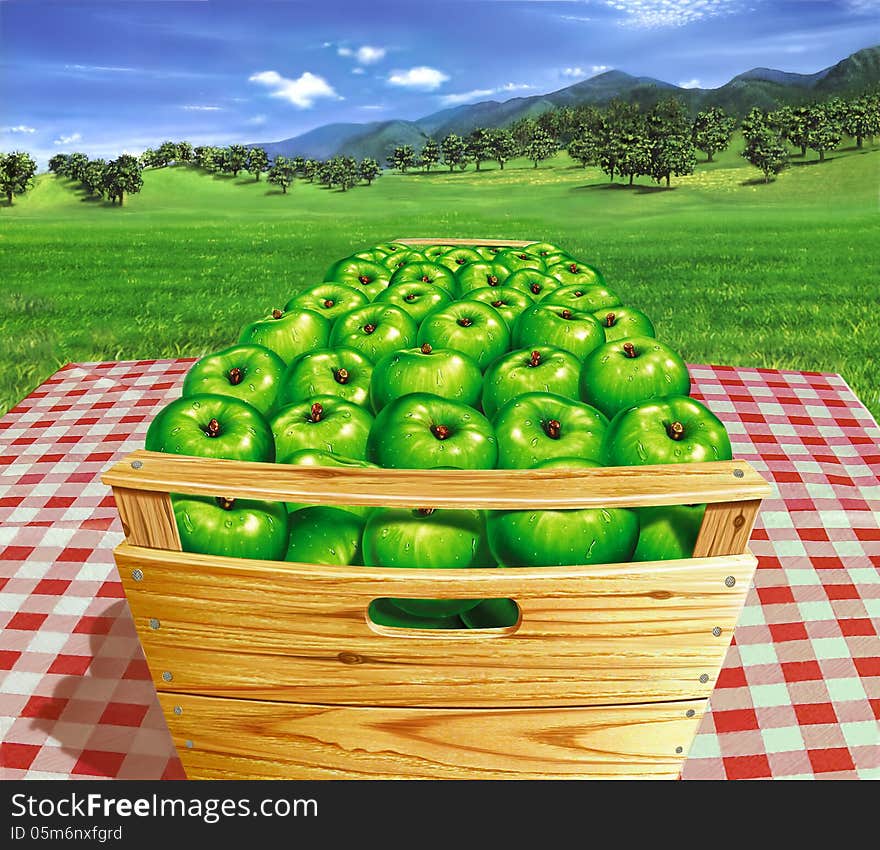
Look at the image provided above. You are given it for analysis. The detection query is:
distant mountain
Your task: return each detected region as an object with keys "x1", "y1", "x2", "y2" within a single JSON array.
[{"x1": 253, "y1": 45, "x2": 880, "y2": 162}]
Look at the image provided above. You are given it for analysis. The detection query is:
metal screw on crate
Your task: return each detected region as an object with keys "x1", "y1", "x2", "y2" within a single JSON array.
[
  {"x1": 174, "y1": 706, "x2": 183, "y2": 716},
  {"x1": 162, "y1": 671, "x2": 173, "y2": 682},
  {"x1": 185, "y1": 740, "x2": 194, "y2": 749},
  {"x1": 131, "y1": 569, "x2": 144, "y2": 582},
  {"x1": 712, "y1": 626, "x2": 722, "y2": 637},
  {"x1": 733, "y1": 469, "x2": 744, "y2": 478},
  {"x1": 686, "y1": 709, "x2": 696, "y2": 717},
  {"x1": 675, "y1": 747, "x2": 683, "y2": 754},
  {"x1": 149, "y1": 618, "x2": 160, "y2": 630},
  {"x1": 724, "y1": 576, "x2": 736, "y2": 587},
  {"x1": 699, "y1": 674, "x2": 710, "y2": 683},
  {"x1": 131, "y1": 460, "x2": 143, "y2": 469}
]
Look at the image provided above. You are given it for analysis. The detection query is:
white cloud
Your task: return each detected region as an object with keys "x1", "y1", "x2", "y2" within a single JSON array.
[
  {"x1": 388, "y1": 66, "x2": 450, "y2": 90},
  {"x1": 440, "y1": 82, "x2": 534, "y2": 106},
  {"x1": 562, "y1": 67, "x2": 586, "y2": 77},
  {"x1": 53, "y1": 132, "x2": 82, "y2": 146},
  {"x1": 678, "y1": 78, "x2": 702, "y2": 89},
  {"x1": 359, "y1": 104, "x2": 386, "y2": 111},
  {"x1": 356, "y1": 45, "x2": 386, "y2": 65},
  {"x1": 592, "y1": 64, "x2": 610, "y2": 73},
  {"x1": 337, "y1": 46, "x2": 353, "y2": 57},
  {"x1": 352, "y1": 67, "x2": 366, "y2": 75},
  {"x1": 65, "y1": 63, "x2": 137, "y2": 73},
  {"x1": 246, "y1": 115, "x2": 267, "y2": 126},
  {"x1": 2, "y1": 125, "x2": 37, "y2": 134},
  {"x1": 181, "y1": 105, "x2": 222, "y2": 111},
  {"x1": 604, "y1": 0, "x2": 743, "y2": 28},
  {"x1": 249, "y1": 70, "x2": 340, "y2": 108}
]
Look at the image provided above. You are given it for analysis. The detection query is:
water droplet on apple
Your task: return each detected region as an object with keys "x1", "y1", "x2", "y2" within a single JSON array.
[
  {"x1": 171, "y1": 426, "x2": 181, "y2": 435},
  {"x1": 529, "y1": 437, "x2": 539, "y2": 448},
  {"x1": 224, "y1": 519, "x2": 233, "y2": 528},
  {"x1": 600, "y1": 510, "x2": 612, "y2": 523},
  {"x1": 192, "y1": 401, "x2": 201, "y2": 409},
  {"x1": 181, "y1": 512, "x2": 194, "y2": 533},
  {"x1": 637, "y1": 442, "x2": 647, "y2": 461}
]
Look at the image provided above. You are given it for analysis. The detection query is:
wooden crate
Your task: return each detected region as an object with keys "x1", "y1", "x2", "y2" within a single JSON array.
[
  {"x1": 103, "y1": 452, "x2": 771, "y2": 780},
  {"x1": 101, "y1": 237, "x2": 773, "y2": 779}
]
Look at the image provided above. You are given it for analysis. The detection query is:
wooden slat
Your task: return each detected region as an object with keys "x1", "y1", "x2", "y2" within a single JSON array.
[
  {"x1": 395, "y1": 238, "x2": 534, "y2": 247},
  {"x1": 116, "y1": 542, "x2": 755, "y2": 707},
  {"x1": 692, "y1": 499, "x2": 761, "y2": 559},
  {"x1": 160, "y1": 692, "x2": 705, "y2": 779},
  {"x1": 102, "y1": 451, "x2": 772, "y2": 511},
  {"x1": 112, "y1": 488, "x2": 181, "y2": 550}
]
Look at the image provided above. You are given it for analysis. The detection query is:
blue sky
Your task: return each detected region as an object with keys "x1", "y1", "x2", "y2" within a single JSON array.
[{"x1": 1, "y1": 1, "x2": 877, "y2": 166}]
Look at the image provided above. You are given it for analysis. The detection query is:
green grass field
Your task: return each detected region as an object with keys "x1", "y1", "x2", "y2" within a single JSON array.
[{"x1": 1, "y1": 135, "x2": 878, "y2": 420}]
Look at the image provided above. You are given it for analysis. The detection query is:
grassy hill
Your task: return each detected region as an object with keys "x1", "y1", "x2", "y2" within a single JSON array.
[{"x1": 1, "y1": 135, "x2": 878, "y2": 421}]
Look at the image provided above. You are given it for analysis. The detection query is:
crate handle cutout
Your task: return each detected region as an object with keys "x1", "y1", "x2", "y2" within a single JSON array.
[{"x1": 366, "y1": 598, "x2": 522, "y2": 639}]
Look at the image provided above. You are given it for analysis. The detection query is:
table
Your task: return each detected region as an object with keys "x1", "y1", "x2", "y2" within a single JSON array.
[{"x1": 1, "y1": 359, "x2": 878, "y2": 780}]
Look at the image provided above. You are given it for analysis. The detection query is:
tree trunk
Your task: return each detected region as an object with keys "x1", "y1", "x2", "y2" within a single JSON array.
[
  {"x1": 609, "y1": 165, "x2": 615, "y2": 181},
  {"x1": 707, "y1": 150, "x2": 714, "y2": 162},
  {"x1": 800, "y1": 145, "x2": 806, "y2": 157},
  {"x1": 475, "y1": 161, "x2": 480, "y2": 171},
  {"x1": 449, "y1": 164, "x2": 454, "y2": 172},
  {"x1": 764, "y1": 171, "x2": 769, "y2": 183},
  {"x1": 666, "y1": 174, "x2": 670, "y2": 187},
  {"x1": 499, "y1": 161, "x2": 504, "y2": 170},
  {"x1": 255, "y1": 173, "x2": 261, "y2": 181},
  {"x1": 5, "y1": 191, "x2": 11, "y2": 204},
  {"x1": 819, "y1": 149, "x2": 825, "y2": 162},
  {"x1": 533, "y1": 160, "x2": 538, "y2": 168},
  {"x1": 282, "y1": 184, "x2": 288, "y2": 194},
  {"x1": 856, "y1": 136, "x2": 863, "y2": 149},
  {"x1": 629, "y1": 174, "x2": 633, "y2": 186}
]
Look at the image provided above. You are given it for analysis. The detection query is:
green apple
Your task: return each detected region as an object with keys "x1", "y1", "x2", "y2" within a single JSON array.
[
  {"x1": 270, "y1": 395, "x2": 374, "y2": 462},
  {"x1": 602, "y1": 396, "x2": 733, "y2": 466},
  {"x1": 422, "y1": 244, "x2": 453, "y2": 261},
  {"x1": 495, "y1": 249, "x2": 546, "y2": 273},
  {"x1": 542, "y1": 283, "x2": 622, "y2": 313},
  {"x1": 181, "y1": 344, "x2": 285, "y2": 416},
  {"x1": 512, "y1": 303, "x2": 606, "y2": 361},
  {"x1": 146, "y1": 394, "x2": 275, "y2": 462},
  {"x1": 367, "y1": 392, "x2": 497, "y2": 469},
  {"x1": 276, "y1": 347, "x2": 373, "y2": 409},
  {"x1": 547, "y1": 260, "x2": 604, "y2": 288},
  {"x1": 389, "y1": 261, "x2": 458, "y2": 296},
  {"x1": 285, "y1": 506, "x2": 365, "y2": 566},
  {"x1": 466, "y1": 286, "x2": 534, "y2": 330},
  {"x1": 285, "y1": 283, "x2": 369, "y2": 325},
  {"x1": 522, "y1": 241, "x2": 566, "y2": 260},
  {"x1": 238, "y1": 307, "x2": 330, "y2": 365},
  {"x1": 173, "y1": 495, "x2": 289, "y2": 561},
  {"x1": 632, "y1": 504, "x2": 706, "y2": 562},
  {"x1": 418, "y1": 300, "x2": 510, "y2": 370},
  {"x1": 369, "y1": 598, "x2": 464, "y2": 629},
  {"x1": 373, "y1": 280, "x2": 453, "y2": 324},
  {"x1": 370, "y1": 343, "x2": 483, "y2": 412},
  {"x1": 362, "y1": 507, "x2": 492, "y2": 617},
  {"x1": 504, "y1": 269, "x2": 562, "y2": 300},
  {"x1": 481, "y1": 346, "x2": 581, "y2": 419},
  {"x1": 456, "y1": 262, "x2": 512, "y2": 295},
  {"x1": 492, "y1": 391, "x2": 608, "y2": 468},
  {"x1": 328, "y1": 303, "x2": 418, "y2": 362},
  {"x1": 579, "y1": 337, "x2": 691, "y2": 420},
  {"x1": 474, "y1": 245, "x2": 506, "y2": 261},
  {"x1": 593, "y1": 307, "x2": 656, "y2": 342},
  {"x1": 382, "y1": 249, "x2": 427, "y2": 273},
  {"x1": 325, "y1": 256, "x2": 389, "y2": 288},
  {"x1": 461, "y1": 598, "x2": 520, "y2": 628},
  {"x1": 437, "y1": 246, "x2": 484, "y2": 273}
]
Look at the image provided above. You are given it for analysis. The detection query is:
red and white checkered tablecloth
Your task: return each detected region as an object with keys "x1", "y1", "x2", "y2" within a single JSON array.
[{"x1": 0, "y1": 359, "x2": 878, "y2": 780}]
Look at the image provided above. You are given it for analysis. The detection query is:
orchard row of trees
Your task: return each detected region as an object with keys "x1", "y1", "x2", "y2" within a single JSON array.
[
  {"x1": 386, "y1": 91, "x2": 880, "y2": 186},
  {"x1": 48, "y1": 152, "x2": 144, "y2": 204}
]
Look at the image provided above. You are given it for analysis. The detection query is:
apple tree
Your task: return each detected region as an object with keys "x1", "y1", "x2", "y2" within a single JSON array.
[
  {"x1": 741, "y1": 127, "x2": 789, "y2": 183},
  {"x1": 488, "y1": 128, "x2": 517, "y2": 170},
  {"x1": 302, "y1": 159, "x2": 319, "y2": 182},
  {"x1": 268, "y1": 156, "x2": 295, "y2": 194},
  {"x1": 387, "y1": 145, "x2": 416, "y2": 173},
  {"x1": 103, "y1": 154, "x2": 143, "y2": 205},
  {"x1": 177, "y1": 141, "x2": 193, "y2": 163},
  {"x1": 646, "y1": 99, "x2": 696, "y2": 186},
  {"x1": 524, "y1": 126, "x2": 557, "y2": 169},
  {"x1": 842, "y1": 96, "x2": 879, "y2": 149},
  {"x1": 247, "y1": 147, "x2": 269, "y2": 181},
  {"x1": 691, "y1": 106, "x2": 735, "y2": 162},
  {"x1": 224, "y1": 144, "x2": 249, "y2": 176},
  {"x1": 441, "y1": 133, "x2": 468, "y2": 171},
  {"x1": 419, "y1": 138, "x2": 440, "y2": 172},
  {"x1": 465, "y1": 128, "x2": 493, "y2": 171},
  {"x1": 157, "y1": 140, "x2": 179, "y2": 166},
  {"x1": 291, "y1": 156, "x2": 306, "y2": 175},
  {"x1": 48, "y1": 153, "x2": 69, "y2": 174},
  {"x1": 65, "y1": 152, "x2": 90, "y2": 182},
  {"x1": 359, "y1": 157, "x2": 381, "y2": 185},
  {"x1": 334, "y1": 156, "x2": 360, "y2": 191},
  {"x1": 0, "y1": 151, "x2": 37, "y2": 205},
  {"x1": 83, "y1": 158, "x2": 107, "y2": 198},
  {"x1": 567, "y1": 136, "x2": 594, "y2": 168},
  {"x1": 806, "y1": 103, "x2": 842, "y2": 161}
]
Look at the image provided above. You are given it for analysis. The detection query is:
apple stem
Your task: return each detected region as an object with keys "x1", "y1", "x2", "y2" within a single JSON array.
[
  {"x1": 271, "y1": 309, "x2": 283, "y2": 320},
  {"x1": 457, "y1": 317, "x2": 473, "y2": 327},
  {"x1": 323, "y1": 299, "x2": 334, "y2": 308},
  {"x1": 216, "y1": 497, "x2": 236, "y2": 511},
  {"x1": 568, "y1": 263, "x2": 578, "y2": 273},
  {"x1": 415, "y1": 508, "x2": 436, "y2": 517},
  {"x1": 491, "y1": 299, "x2": 504, "y2": 308},
  {"x1": 488, "y1": 275, "x2": 499, "y2": 285},
  {"x1": 529, "y1": 350, "x2": 542, "y2": 368},
  {"x1": 309, "y1": 403, "x2": 324, "y2": 423},
  {"x1": 667, "y1": 421, "x2": 685, "y2": 441},
  {"x1": 560, "y1": 309, "x2": 573, "y2": 320},
  {"x1": 405, "y1": 292, "x2": 417, "y2": 302},
  {"x1": 420, "y1": 343, "x2": 433, "y2": 355},
  {"x1": 605, "y1": 313, "x2": 616, "y2": 327},
  {"x1": 358, "y1": 275, "x2": 370, "y2": 284},
  {"x1": 363, "y1": 323, "x2": 376, "y2": 335},
  {"x1": 530, "y1": 283, "x2": 542, "y2": 295},
  {"x1": 334, "y1": 368, "x2": 350, "y2": 385},
  {"x1": 420, "y1": 275, "x2": 431, "y2": 283},
  {"x1": 204, "y1": 418, "x2": 221, "y2": 438},
  {"x1": 623, "y1": 342, "x2": 637, "y2": 359},
  {"x1": 574, "y1": 290, "x2": 584, "y2": 297},
  {"x1": 544, "y1": 419, "x2": 562, "y2": 439},
  {"x1": 227, "y1": 367, "x2": 243, "y2": 386},
  {"x1": 430, "y1": 424, "x2": 451, "y2": 441}
]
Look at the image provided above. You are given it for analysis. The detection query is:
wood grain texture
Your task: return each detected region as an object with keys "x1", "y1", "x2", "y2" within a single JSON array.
[
  {"x1": 112, "y1": 487, "x2": 181, "y2": 551},
  {"x1": 116, "y1": 542, "x2": 756, "y2": 707},
  {"x1": 395, "y1": 238, "x2": 534, "y2": 247},
  {"x1": 102, "y1": 452, "x2": 772, "y2": 512},
  {"x1": 692, "y1": 499, "x2": 761, "y2": 559},
  {"x1": 159, "y1": 692, "x2": 705, "y2": 779}
]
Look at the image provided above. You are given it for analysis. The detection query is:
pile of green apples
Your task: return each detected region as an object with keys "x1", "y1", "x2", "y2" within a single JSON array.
[{"x1": 145, "y1": 241, "x2": 733, "y2": 630}]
